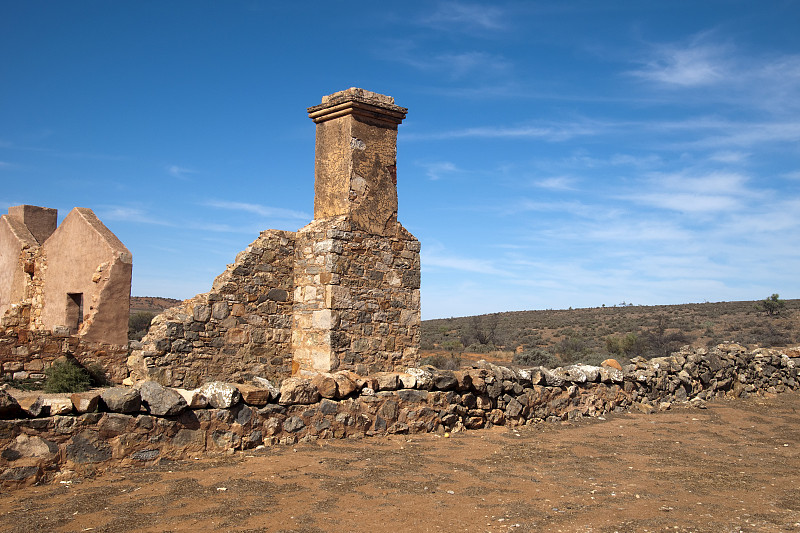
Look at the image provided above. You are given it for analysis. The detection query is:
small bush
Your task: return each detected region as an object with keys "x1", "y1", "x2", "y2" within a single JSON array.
[
  {"x1": 512, "y1": 348, "x2": 558, "y2": 368},
  {"x1": 419, "y1": 354, "x2": 461, "y2": 370},
  {"x1": 755, "y1": 293, "x2": 786, "y2": 316},
  {"x1": 44, "y1": 359, "x2": 91, "y2": 393},
  {"x1": 129, "y1": 311, "x2": 156, "y2": 341},
  {"x1": 84, "y1": 362, "x2": 109, "y2": 387},
  {"x1": 439, "y1": 339, "x2": 463, "y2": 352}
]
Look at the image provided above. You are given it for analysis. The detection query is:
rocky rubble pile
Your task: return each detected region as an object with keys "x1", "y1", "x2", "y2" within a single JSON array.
[{"x1": 1, "y1": 343, "x2": 798, "y2": 487}]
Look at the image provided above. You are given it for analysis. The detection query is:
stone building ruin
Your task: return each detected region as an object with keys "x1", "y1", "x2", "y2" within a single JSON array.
[
  {"x1": 128, "y1": 88, "x2": 421, "y2": 388},
  {"x1": 0, "y1": 205, "x2": 132, "y2": 346}
]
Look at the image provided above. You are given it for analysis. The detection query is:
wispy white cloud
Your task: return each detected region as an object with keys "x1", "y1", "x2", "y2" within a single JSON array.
[
  {"x1": 533, "y1": 176, "x2": 576, "y2": 190},
  {"x1": 204, "y1": 200, "x2": 310, "y2": 221},
  {"x1": 782, "y1": 170, "x2": 800, "y2": 181},
  {"x1": 166, "y1": 165, "x2": 196, "y2": 180},
  {"x1": 407, "y1": 121, "x2": 600, "y2": 142},
  {"x1": 624, "y1": 170, "x2": 752, "y2": 213},
  {"x1": 630, "y1": 41, "x2": 729, "y2": 87},
  {"x1": 421, "y1": 2, "x2": 508, "y2": 32},
  {"x1": 97, "y1": 206, "x2": 173, "y2": 226},
  {"x1": 708, "y1": 151, "x2": 749, "y2": 164},
  {"x1": 422, "y1": 247, "x2": 510, "y2": 276},
  {"x1": 416, "y1": 160, "x2": 463, "y2": 181},
  {"x1": 389, "y1": 45, "x2": 511, "y2": 81}
]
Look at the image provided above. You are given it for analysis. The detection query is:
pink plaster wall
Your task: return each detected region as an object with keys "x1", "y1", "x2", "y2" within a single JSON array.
[{"x1": 40, "y1": 208, "x2": 132, "y2": 345}]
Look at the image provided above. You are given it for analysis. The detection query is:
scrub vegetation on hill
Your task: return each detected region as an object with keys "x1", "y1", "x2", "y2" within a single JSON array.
[{"x1": 420, "y1": 297, "x2": 799, "y2": 368}]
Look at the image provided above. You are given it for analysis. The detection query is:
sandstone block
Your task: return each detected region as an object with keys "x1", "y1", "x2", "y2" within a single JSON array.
[
  {"x1": 311, "y1": 374, "x2": 338, "y2": 399},
  {"x1": 1, "y1": 434, "x2": 58, "y2": 461},
  {"x1": 374, "y1": 372, "x2": 400, "y2": 391},
  {"x1": 16, "y1": 396, "x2": 46, "y2": 417},
  {"x1": 41, "y1": 396, "x2": 74, "y2": 415},
  {"x1": 332, "y1": 372, "x2": 359, "y2": 398},
  {"x1": 235, "y1": 383, "x2": 271, "y2": 406},
  {"x1": 279, "y1": 377, "x2": 320, "y2": 405},
  {"x1": 175, "y1": 388, "x2": 209, "y2": 409}
]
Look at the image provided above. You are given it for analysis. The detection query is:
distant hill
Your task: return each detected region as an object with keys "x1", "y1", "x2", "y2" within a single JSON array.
[
  {"x1": 421, "y1": 298, "x2": 800, "y2": 367},
  {"x1": 130, "y1": 296, "x2": 182, "y2": 314}
]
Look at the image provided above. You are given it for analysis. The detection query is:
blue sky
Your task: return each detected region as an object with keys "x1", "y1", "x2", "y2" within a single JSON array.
[{"x1": 2, "y1": 1, "x2": 799, "y2": 319}]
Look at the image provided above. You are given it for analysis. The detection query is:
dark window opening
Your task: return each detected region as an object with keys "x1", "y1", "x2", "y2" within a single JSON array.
[{"x1": 66, "y1": 293, "x2": 83, "y2": 334}]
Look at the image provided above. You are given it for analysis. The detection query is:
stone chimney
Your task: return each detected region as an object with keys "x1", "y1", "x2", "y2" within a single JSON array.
[
  {"x1": 307, "y1": 88, "x2": 407, "y2": 236},
  {"x1": 8, "y1": 205, "x2": 58, "y2": 245}
]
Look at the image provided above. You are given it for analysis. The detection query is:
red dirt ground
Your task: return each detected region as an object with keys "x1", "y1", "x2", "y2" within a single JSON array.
[{"x1": 2, "y1": 391, "x2": 800, "y2": 532}]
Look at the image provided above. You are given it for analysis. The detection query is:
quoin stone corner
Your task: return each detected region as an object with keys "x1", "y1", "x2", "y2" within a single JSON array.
[{"x1": 128, "y1": 88, "x2": 421, "y2": 387}]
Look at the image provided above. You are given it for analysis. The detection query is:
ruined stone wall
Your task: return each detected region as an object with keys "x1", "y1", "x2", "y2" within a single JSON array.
[
  {"x1": 292, "y1": 217, "x2": 420, "y2": 374},
  {"x1": 2, "y1": 343, "x2": 798, "y2": 487},
  {"x1": 128, "y1": 230, "x2": 296, "y2": 388},
  {"x1": 0, "y1": 303, "x2": 128, "y2": 384},
  {"x1": 0, "y1": 216, "x2": 37, "y2": 318}
]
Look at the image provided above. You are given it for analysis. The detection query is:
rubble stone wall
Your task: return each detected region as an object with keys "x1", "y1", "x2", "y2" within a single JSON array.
[
  {"x1": 128, "y1": 230, "x2": 296, "y2": 388},
  {"x1": 2, "y1": 343, "x2": 797, "y2": 487},
  {"x1": 292, "y1": 216, "x2": 421, "y2": 375},
  {"x1": 0, "y1": 303, "x2": 128, "y2": 384}
]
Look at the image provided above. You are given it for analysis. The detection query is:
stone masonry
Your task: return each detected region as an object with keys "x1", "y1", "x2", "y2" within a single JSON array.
[
  {"x1": 2, "y1": 343, "x2": 798, "y2": 487},
  {"x1": 129, "y1": 88, "x2": 421, "y2": 387}
]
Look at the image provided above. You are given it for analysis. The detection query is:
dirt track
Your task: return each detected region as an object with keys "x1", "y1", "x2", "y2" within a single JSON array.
[{"x1": 2, "y1": 391, "x2": 800, "y2": 532}]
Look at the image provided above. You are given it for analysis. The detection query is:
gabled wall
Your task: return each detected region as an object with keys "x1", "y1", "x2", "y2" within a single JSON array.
[
  {"x1": 38, "y1": 208, "x2": 132, "y2": 345},
  {"x1": 0, "y1": 215, "x2": 38, "y2": 318}
]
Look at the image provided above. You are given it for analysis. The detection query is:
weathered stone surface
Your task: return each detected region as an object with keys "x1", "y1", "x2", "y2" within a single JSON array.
[
  {"x1": 332, "y1": 372, "x2": 359, "y2": 398},
  {"x1": 252, "y1": 376, "x2": 281, "y2": 401},
  {"x1": 283, "y1": 416, "x2": 305, "y2": 433},
  {"x1": 279, "y1": 377, "x2": 320, "y2": 405},
  {"x1": 41, "y1": 396, "x2": 73, "y2": 415},
  {"x1": 15, "y1": 395, "x2": 45, "y2": 418},
  {"x1": 235, "y1": 383, "x2": 271, "y2": 406},
  {"x1": 1, "y1": 434, "x2": 58, "y2": 461},
  {"x1": 541, "y1": 367, "x2": 565, "y2": 387},
  {"x1": 406, "y1": 367, "x2": 433, "y2": 390},
  {"x1": 198, "y1": 382, "x2": 242, "y2": 409},
  {"x1": 0, "y1": 465, "x2": 41, "y2": 486},
  {"x1": 2, "y1": 344, "x2": 799, "y2": 481},
  {"x1": 101, "y1": 387, "x2": 141, "y2": 414},
  {"x1": 311, "y1": 374, "x2": 339, "y2": 399},
  {"x1": 374, "y1": 372, "x2": 401, "y2": 391},
  {"x1": 137, "y1": 381, "x2": 187, "y2": 416},
  {"x1": 71, "y1": 392, "x2": 100, "y2": 414},
  {"x1": 430, "y1": 371, "x2": 458, "y2": 391},
  {"x1": 601, "y1": 358, "x2": 623, "y2": 371},
  {"x1": 65, "y1": 430, "x2": 112, "y2": 464},
  {"x1": 174, "y1": 388, "x2": 209, "y2": 409}
]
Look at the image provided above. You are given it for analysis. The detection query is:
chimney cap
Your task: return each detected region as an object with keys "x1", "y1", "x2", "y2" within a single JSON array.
[{"x1": 307, "y1": 87, "x2": 407, "y2": 125}]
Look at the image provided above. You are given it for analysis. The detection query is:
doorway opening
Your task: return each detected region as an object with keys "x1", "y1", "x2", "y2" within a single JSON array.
[{"x1": 66, "y1": 293, "x2": 83, "y2": 334}]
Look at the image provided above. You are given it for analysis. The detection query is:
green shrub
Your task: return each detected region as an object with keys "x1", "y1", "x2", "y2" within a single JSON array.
[
  {"x1": 756, "y1": 294, "x2": 786, "y2": 316},
  {"x1": 605, "y1": 332, "x2": 644, "y2": 357},
  {"x1": 512, "y1": 348, "x2": 558, "y2": 368},
  {"x1": 419, "y1": 353, "x2": 461, "y2": 370},
  {"x1": 440, "y1": 339, "x2": 463, "y2": 352},
  {"x1": 44, "y1": 359, "x2": 91, "y2": 393},
  {"x1": 129, "y1": 311, "x2": 156, "y2": 341},
  {"x1": 555, "y1": 335, "x2": 589, "y2": 363},
  {"x1": 84, "y1": 362, "x2": 109, "y2": 387}
]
